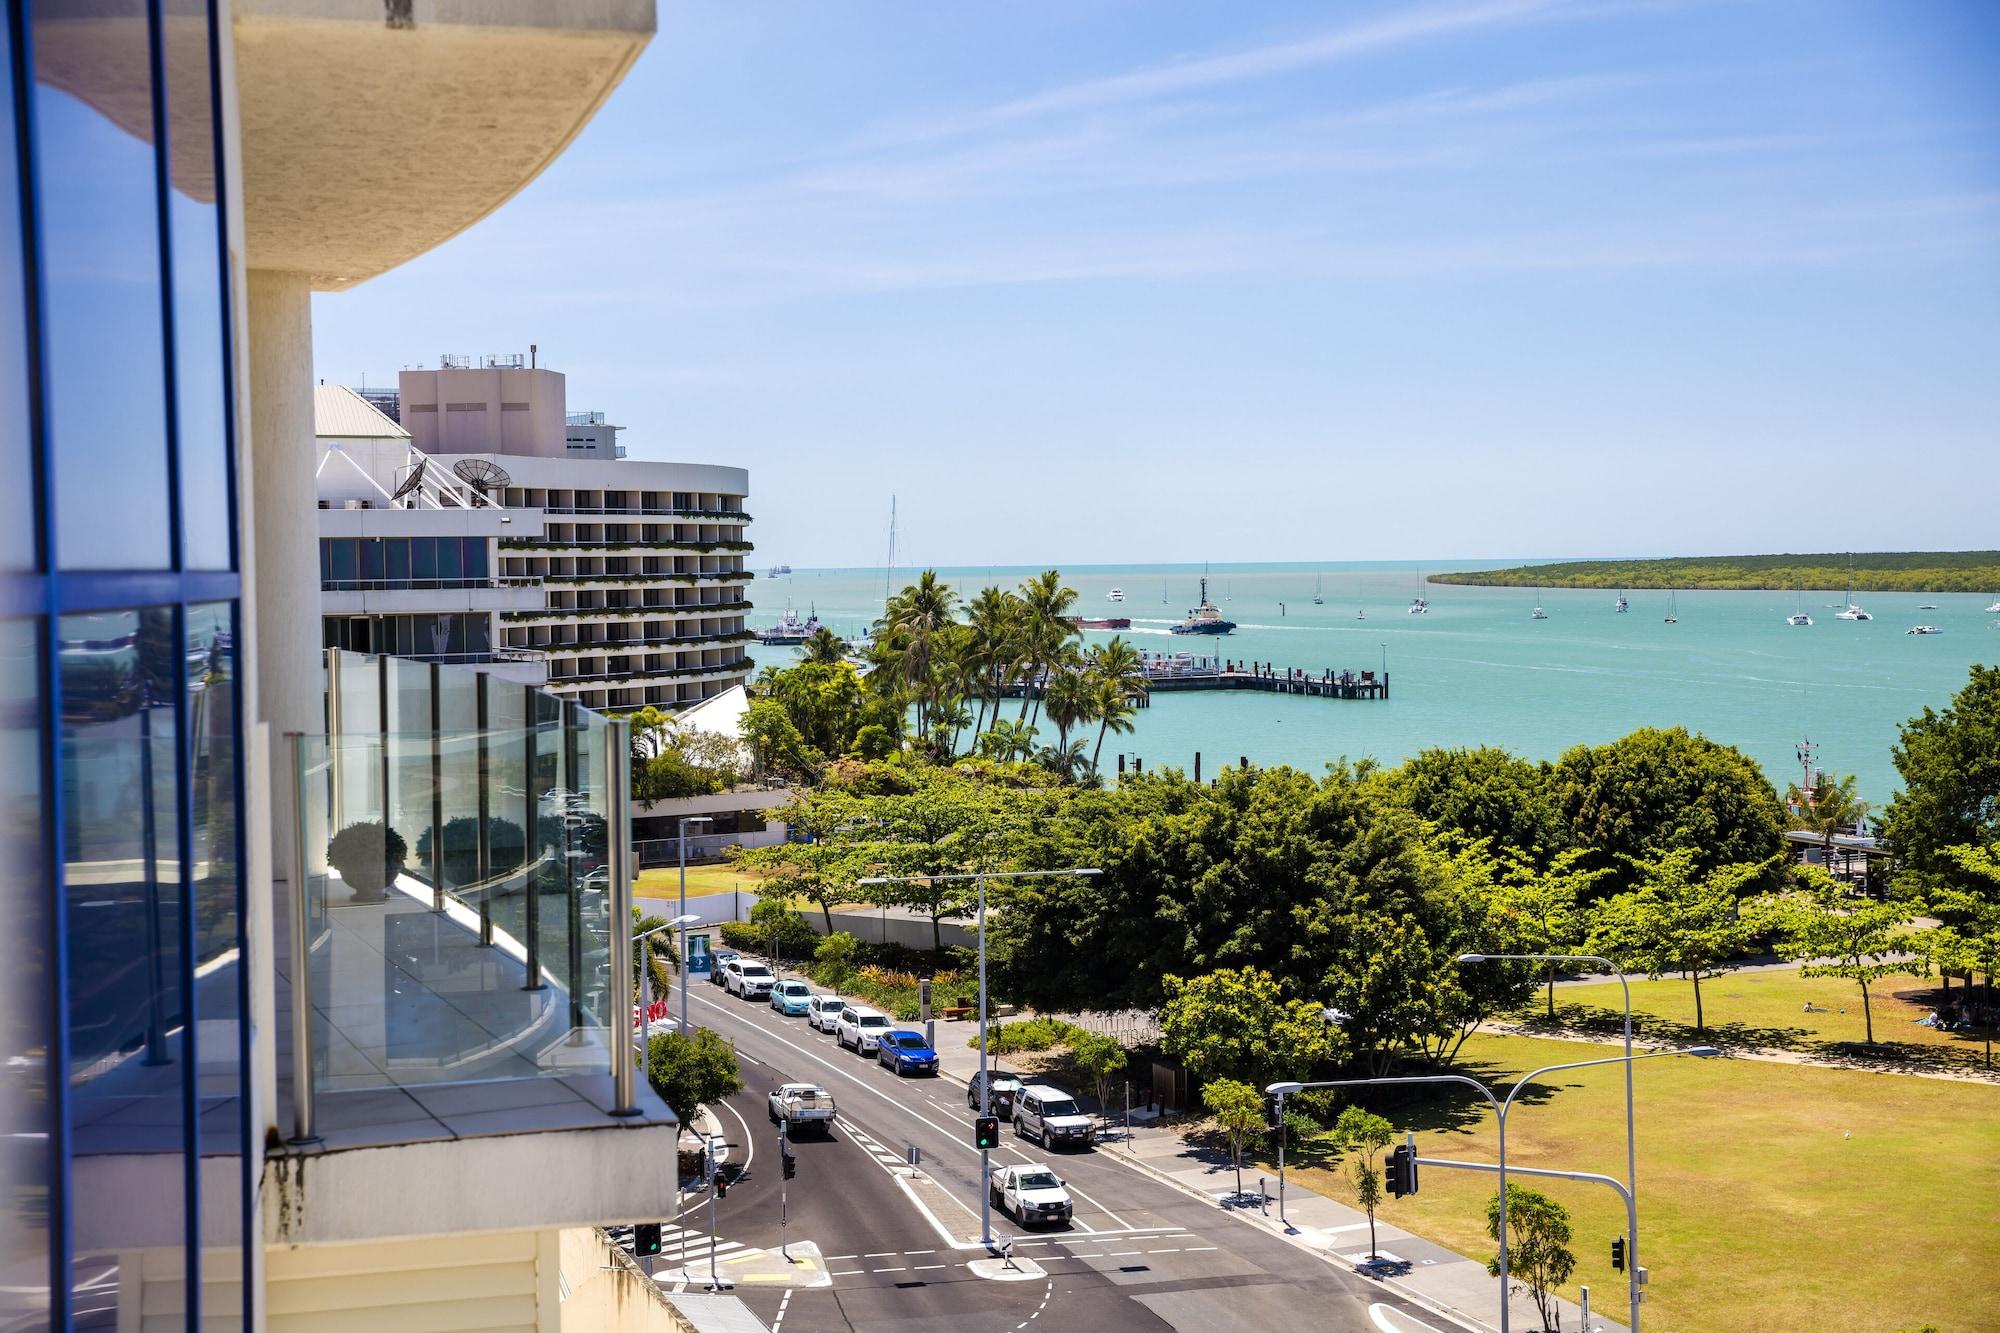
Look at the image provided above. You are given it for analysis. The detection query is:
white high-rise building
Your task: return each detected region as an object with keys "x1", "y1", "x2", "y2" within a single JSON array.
[{"x1": 314, "y1": 360, "x2": 754, "y2": 713}]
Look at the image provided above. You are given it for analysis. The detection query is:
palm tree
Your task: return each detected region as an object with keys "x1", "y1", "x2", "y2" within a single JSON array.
[
  {"x1": 800, "y1": 625, "x2": 844, "y2": 665},
  {"x1": 1039, "y1": 653, "x2": 1097, "y2": 751},
  {"x1": 978, "y1": 718, "x2": 1037, "y2": 763},
  {"x1": 1786, "y1": 772, "x2": 1870, "y2": 881},
  {"x1": 1014, "y1": 569, "x2": 1079, "y2": 727},
  {"x1": 1083, "y1": 637, "x2": 1147, "y2": 776},
  {"x1": 883, "y1": 571, "x2": 959, "y2": 737},
  {"x1": 964, "y1": 586, "x2": 1024, "y2": 740}
]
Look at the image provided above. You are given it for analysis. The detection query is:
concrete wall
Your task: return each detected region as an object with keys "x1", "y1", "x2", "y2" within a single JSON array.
[
  {"x1": 557, "y1": 1228, "x2": 696, "y2": 1333},
  {"x1": 401, "y1": 365, "x2": 568, "y2": 457},
  {"x1": 265, "y1": 1231, "x2": 559, "y2": 1332}
]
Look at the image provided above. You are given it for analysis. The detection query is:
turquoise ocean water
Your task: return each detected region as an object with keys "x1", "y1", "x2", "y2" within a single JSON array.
[{"x1": 745, "y1": 562, "x2": 2000, "y2": 805}]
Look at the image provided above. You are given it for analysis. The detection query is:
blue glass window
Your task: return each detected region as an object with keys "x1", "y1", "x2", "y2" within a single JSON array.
[
  {"x1": 0, "y1": 620, "x2": 49, "y2": 1323},
  {"x1": 165, "y1": 0, "x2": 233, "y2": 571},
  {"x1": 0, "y1": 12, "x2": 33, "y2": 573},
  {"x1": 61, "y1": 607, "x2": 186, "y2": 1314},
  {"x1": 34, "y1": 1, "x2": 174, "y2": 571}
]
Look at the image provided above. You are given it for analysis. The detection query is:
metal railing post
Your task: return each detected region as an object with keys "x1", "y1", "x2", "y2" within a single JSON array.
[
  {"x1": 287, "y1": 734, "x2": 320, "y2": 1145},
  {"x1": 609, "y1": 716, "x2": 638, "y2": 1115}
]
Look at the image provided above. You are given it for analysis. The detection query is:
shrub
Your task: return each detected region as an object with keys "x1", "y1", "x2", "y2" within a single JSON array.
[
  {"x1": 415, "y1": 816, "x2": 526, "y2": 887},
  {"x1": 326, "y1": 821, "x2": 407, "y2": 900}
]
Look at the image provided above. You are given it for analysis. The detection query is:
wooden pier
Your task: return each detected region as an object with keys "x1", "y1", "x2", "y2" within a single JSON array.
[{"x1": 1007, "y1": 653, "x2": 1389, "y2": 703}]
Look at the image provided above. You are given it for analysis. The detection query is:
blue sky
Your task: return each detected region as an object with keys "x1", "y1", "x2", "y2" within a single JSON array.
[{"x1": 311, "y1": 1, "x2": 2000, "y2": 569}]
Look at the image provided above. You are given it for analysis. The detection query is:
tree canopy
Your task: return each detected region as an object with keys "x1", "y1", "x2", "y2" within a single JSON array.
[{"x1": 1884, "y1": 664, "x2": 2000, "y2": 881}]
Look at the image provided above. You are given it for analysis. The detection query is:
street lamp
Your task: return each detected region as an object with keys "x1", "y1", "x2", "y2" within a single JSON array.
[
  {"x1": 677, "y1": 815, "x2": 712, "y2": 1036},
  {"x1": 635, "y1": 913, "x2": 699, "y2": 1049},
  {"x1": 858, "y1": 867, "x2": 1099, "y2": 1249},
  {"x1": 1460, "y1": 952, "x2": 1642, "y2": 1326},
  {"x1": 1270, "y1": 1045, "x2": 1719, "y2": 1333}
]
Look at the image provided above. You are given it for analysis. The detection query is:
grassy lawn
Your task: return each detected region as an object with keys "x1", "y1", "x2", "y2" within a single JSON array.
[
  {"x1": 635, "y1": 862, "x2": 770, "y2": 898},
  {"x1": 1280, "y1": 1031, "x2": 2000, "y2": 1332},
  {"x1": 1526, "y1": 966, "x2": 1996, "y2": 1075}
]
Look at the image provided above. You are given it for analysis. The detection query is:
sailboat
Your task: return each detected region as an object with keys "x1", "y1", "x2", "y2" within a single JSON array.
[
  {"x1": 1664, "y1": 591, "x2": 1679, "y2": 624},
  {"x1": 1530, "y1": 588, "x2": 1549, "y2": 620},
  {"x1": 1787, "y1": 588, "x2": 1813, "y2": 627},
  {"x1": 1162, "y1": 580, "x2": 1170, "y2": 605},
  {"x1": 1835, "y1": 557, "x2": 1872, "y2": 621},
  {"x1": 1407, "y1": 569, "x2": 1429, "y2": 614},
  {"x1": 1312, "y1": 572, "x2": 1325, "y2": 606},
  {"x1": 1615, "y1": 591, "x2": 1628, "y2": 613}
]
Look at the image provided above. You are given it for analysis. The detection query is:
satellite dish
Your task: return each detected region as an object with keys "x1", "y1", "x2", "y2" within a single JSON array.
[
  {"x1": 388, "y1": 458, "x2": 427, "y2": 505},
  {"x1": 451, "y1": 457, "x2": 512, "y2": 501}
]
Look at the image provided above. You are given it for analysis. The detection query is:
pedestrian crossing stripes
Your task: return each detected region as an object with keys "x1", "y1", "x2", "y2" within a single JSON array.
[{"x1": 605, "y1": 1222, "x2": 749, "y2": 1267}]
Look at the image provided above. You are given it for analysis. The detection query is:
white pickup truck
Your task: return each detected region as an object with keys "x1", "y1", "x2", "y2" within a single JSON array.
[
  {"x1": 766, "y1": 1082, "x2": 836, "y2": 1137},
  {"x1": 989, "y1": 1162, "x2": 1073, "y2": 1228}
]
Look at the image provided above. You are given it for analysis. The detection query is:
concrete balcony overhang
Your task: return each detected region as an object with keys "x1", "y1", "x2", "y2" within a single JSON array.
[
  {"x1": 321, "y1": 583, "x2": 546, "y2": 613},
  {"x1": 233, "y1": 0, "x2": 655, "y2": 290}
]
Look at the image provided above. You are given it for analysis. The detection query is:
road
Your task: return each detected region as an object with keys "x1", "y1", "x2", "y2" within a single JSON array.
[{"x1": 669, "y1": 980, "x2": 1449, "y2": 1332}]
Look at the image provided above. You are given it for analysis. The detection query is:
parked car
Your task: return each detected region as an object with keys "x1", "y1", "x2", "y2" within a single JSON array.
[
  {"x1": 989, "y1": 1163, "x2": 1073, "y2": 1227},
  {"x1": 707, "y1": 949, "x2": 741, "y2": 985},
  {"x1": 724, "y1": 959, "x2": 776, "y2": 1000},
  {"x1": 769, "y1": 979, "x2": 813, "y2": 1016},
  {"x1": 767, "y1": 1082, "x2": 836, "y2": 1137},
  {"x1": 834, "y1": 1003, "x2": 893, "y2": 1055},
  {"x1": 966, "y1": 1071, "x2": 1026, "y2": 1119},
  {"x1": 807, "y1": 994, "x2": 846, "y2": 1034},
  {"x1": 876, "y1": 1029, "x2": 940, "y2": 1077},
  {"x1": 1013, "y1": 1084, "x2": 1094, "y2": 1149}
]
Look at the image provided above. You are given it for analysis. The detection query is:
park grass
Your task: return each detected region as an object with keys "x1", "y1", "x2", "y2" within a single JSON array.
[
  {"x1": 1525, "y1": 966, "x2": 1995, "y2": 1075},
  {"x1": 635, "y1": 862, "x2": 770, "y2": 898},
  {"x1": 1281, "y1": 1031, "x2": 2000, "y2": 1332}
]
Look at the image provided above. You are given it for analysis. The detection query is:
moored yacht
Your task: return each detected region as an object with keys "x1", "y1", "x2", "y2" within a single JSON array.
[
  {"x1": 1987, "y1": 597, "x2": 2000, "y2": 614},
  {"x1": 1169, "y1": 577, "x2": 1236, "y2": 635},
  {"x1": 1106, "y1": 587, "x2": 1125, "y2": 603},
  {"x1": 755, "y1": 604, "x2": 821, "y2": 645},
  {"x1": 1787, "y1": 611, "x2": 1814, "y2": 627},
  {"x1": 1907, "y1": 624, "x2": 1943, "y2": 636},
  {"x1": 1835, "y1": 602, "x2": 1872, "y2": 622},
  {"x1": 1615, "y1": 592, "x2": 1628, "y2": 613}
]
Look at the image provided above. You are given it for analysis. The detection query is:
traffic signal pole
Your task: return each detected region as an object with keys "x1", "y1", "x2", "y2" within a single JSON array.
[
  {"x1": 976, "y1": 873, "x2": 991, "y2": 1249},
  {"x1": 779, "y1": 1120, "x2": 790, "y2": 1263}
]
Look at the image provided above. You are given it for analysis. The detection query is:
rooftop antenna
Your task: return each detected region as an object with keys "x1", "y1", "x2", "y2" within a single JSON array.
[
  {"x1": 451, "y1": 457, "x2": 512, "y2": 506},
  {"x1": 388, "y1": 457, "x2": 428, "y2": 508}
]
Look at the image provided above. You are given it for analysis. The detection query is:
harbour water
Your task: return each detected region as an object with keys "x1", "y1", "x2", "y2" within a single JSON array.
[{"x1": 748, "y1": 562, "x2": 2000, "y2": 804}]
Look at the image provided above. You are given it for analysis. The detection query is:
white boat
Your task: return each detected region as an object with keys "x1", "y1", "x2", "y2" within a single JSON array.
[
  {"x1": 1787, "y1": 588, "x2": 1812, "y2": 626},
  {"x1": 1835, "y1": 556, "x2": 1872, "y2": 621},
  {"x1": 1986, "y1": 597, "x2": 2000, "y2": 613},
  {"x1": 1918, "y1": 602, "x2": 1937, "y2": 610},
  {"x1": 1107, "y1": 587, "x2": 1125, "y2": 603},
  {"x1": 1530, "y1": 588, "x2": 1549, "y2": 620},
  {"x1": 756, "y1": 603, "x2": 821, "y2": 645},
  {"x1": 1408, "y1": 570, "x2": 1428, "y2": 614},
  {"x1": 1907, "y1": 625, "x2": 1943, "y2": 636},
  {"x1": 1355, "y1": 607, "x2": 1365, "y2": 620},
  {"x1": 1615, "y1": 592, "x2": 1628, "y2": 613},
  {"x1": 1312, "y1": 572, "x2": 1325, "y2": 606},
  {"x1": 1664, "y1": 590, "x2": 1679, "y2": 624}
]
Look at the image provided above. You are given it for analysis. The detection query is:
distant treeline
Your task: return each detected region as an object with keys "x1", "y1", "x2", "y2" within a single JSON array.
[{"x1": 1431, "y1": 551, "x2": 2000, "y2": 592}]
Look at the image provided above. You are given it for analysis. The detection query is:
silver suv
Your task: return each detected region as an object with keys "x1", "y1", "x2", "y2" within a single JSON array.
[
  {"x1": 723, "y1": 958, "x2": 775, "y2": 1000},
  {"x1": 1013, "y1": 1084, "x2": 1094, "y2": 1149},
  {"x1": 834, "y1": 1004, "x2": 892, "y2": 1054}
]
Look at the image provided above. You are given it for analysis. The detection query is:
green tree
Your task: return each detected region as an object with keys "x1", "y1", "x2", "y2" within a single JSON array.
[
  {"x1": 1883, "y1": 665, "x2": 2000, "y2": 879},
  {"x1": 1493, "y1": 849, "x2": 1608, "y2": 1018},
  {"x1": 740, "y1": 697, "x2": 817, "y2": 782},
  {"x1": 645, "y1": 1027, "x2": 743, "y2": 1119},
  {"x1": 1161, "y1": 968, "x2": 1339, "y2": 1091},
  {"x1": 749, "y1": 896, "x2": 816, "y2": 966},
  {"x1": 1587, "y1": 848, "x2": 1773, "y2": 1033},
  {"x1": 882, "y1": 570, "x2": 960, "y2": 737},
  {"x1": 1384, "y1": 745, "x2": 1558, "y2": 862},
  {"x1": 1786, "y1": 771, "x2": 1871, "y2": 873},
  {"x1": 1200, "y1": 1077, "x2": 1266, "y2": 1201},
  {"x1": 1549, "y1": 726, "x2": 1787, "y2": 883},
  {"x1": 800, "y1": 625, "x2": 844, "y2": 665},
  {"x1": 1086, "y1": 637, "x2": 1146, "y2": 776},
  {"x1": 1926, "y1": 843, "x2": 2000, "y2": 1067},
  {"x1": 1014, "y1": 569, "x2": 1079, "y2": 728},
  {"x1": 813, "y1": 931, "x2": 860, "y2": 990},
  {"x1": 1039, "y1": 653, "x2": 1097, "y2": 752},
  {"x1": 977, "y1": 718, "x2": 1038, "y2": 762},
  {"x1": 1769, "y1": 866, "x2": 1925, "y2": 1045},
  {"x1": 1333, "y1": 1106, "x2": 1394, "y2": 1258},
  {"x1": 632, "y1": 906, "x2": 677, "y2": 1004},
  {"x1": 1485, "y1": 1185, "x2": 1577, "y2": 1333},
  {"x1": 1066, "y1": 1029, "x2": 1128, "y2": 1119},
  {"x1": 962, "y1": 586, "x2": 1025, "y2": 740}
]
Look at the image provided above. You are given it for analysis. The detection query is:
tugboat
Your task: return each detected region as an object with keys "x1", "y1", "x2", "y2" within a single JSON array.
[
  {"x1": 1169, "y1": 578, "x2": 1236, "y2": 636},
  {"x1": 755, "y1": 603, "x2": 821, "y2": 645}
]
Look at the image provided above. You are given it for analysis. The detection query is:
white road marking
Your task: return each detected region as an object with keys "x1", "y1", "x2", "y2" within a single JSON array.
[
  {"x1": 831, "y1": 1269, "x2": 862, "y2": 1277},
  {"x1": 1370, "y1": 1304, "x2": 1452, "y2": 1333},
  {"x1": 915, "y1": 1264, "x2": 947, "y2": 1271}
]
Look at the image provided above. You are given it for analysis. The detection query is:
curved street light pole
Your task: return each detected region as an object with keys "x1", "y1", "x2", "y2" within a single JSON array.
[{"x1": 677, "y1": 814, "x2": 712, "y2": 1035}]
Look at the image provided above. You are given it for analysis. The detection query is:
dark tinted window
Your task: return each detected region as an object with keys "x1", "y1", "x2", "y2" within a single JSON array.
[
  {"x1": 0, "y1": 621, "x2": 48, "y2": 1322},
  {"x1": 35, "y1": 2, "x2": 173, "y2": 570}
]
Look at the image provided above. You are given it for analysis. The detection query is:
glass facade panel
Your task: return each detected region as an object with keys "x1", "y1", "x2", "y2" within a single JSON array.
[
  {"x1": 0, "y1": 14, "x2": 33, "y2": 573},
  {"x1": 61, "y1": 608, "x2": 186, "y2": 1318},
  {"x1": 0, "y1": 621, "x2": 49, "y2": 1322},
  {"x1": 164, "y1": 0, "x2": 231, "y2": 571},
  {"x1": 34, "y1": 1, "x2": 173, "y2": 571}
]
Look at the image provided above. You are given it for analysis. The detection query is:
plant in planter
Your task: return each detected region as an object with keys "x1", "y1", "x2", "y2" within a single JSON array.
[
  {"x1": 415, "y1": 816, "x2": 526, "y2": 889},
  {"x1": 326, "y1": 821, "x2": 408, "y2": 902}
]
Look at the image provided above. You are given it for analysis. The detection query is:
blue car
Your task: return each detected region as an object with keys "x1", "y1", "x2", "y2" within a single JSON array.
[
  {"x1": 769, "y1": 979, "x2": 813, "y2": 1017},
  {"x1": 876, "y1": 1029, "x2": 940, "y2": 1077}
]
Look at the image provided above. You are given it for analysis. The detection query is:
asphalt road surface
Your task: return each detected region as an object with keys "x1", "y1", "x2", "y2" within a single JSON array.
[{"x1": 670, "y1": 982, "x2": 1449, "y2": 1333}]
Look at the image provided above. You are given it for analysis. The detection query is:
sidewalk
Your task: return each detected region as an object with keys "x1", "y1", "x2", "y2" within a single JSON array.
[{"x1": 919, "y1": 1007, "x2": 1628, "y2": 1333}]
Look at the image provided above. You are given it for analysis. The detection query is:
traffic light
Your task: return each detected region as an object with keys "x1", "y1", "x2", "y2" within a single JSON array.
[
  {"x1": 782, "y1": 1148, "x2": 797, "y2": 1180},
  {"x1": 974, "y1": 1116, "x2": 1000, "y2": 1150},
  {"x1": 1385, "y1": 1144, "x2": 1419, "y2": 1198},
  {"x1": 715, "y1": 1169, "x2": 729, "y2": 1198},
  {"x1": 633, "y1": 1223, "x2": 663, "y2": 1256},
  {"x1": 1611, "y1": 1237, "x2": 1626, "y2": 1272}
]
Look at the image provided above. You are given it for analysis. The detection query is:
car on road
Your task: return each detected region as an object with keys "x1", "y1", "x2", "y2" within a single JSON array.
[
  {"x1": 1014, "y1": 1084, "x2": 1094, "y2": 1149},
  {"x1": 966, "y1": 1071, "x2": 1026, "y2": 1118},
  {"x1": 876, "y1": 1029, "x2": 940, "y2": 1076},
  {"x1": 835, "y1": 1003, "x2": 893, "y2": 1055},
  {"x1": 723, "y1": 959, "x2": 776, "y2": 1000},
  {"x1": 769, "y1": 979, "x2": 813, "y2": 1016},
  {"x1": 807, "y1": 994, "x2": 846, "y2": 1033},
  {"x1": 989, "y1": 1163, "x2": 1072, "y2": 1227},
  {"x1": 767, "y1": 1082, "x2": 836, "y2": 1137},
  {"x1": 706, "y1": 949, "x2": 741, "y2": 986}
]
